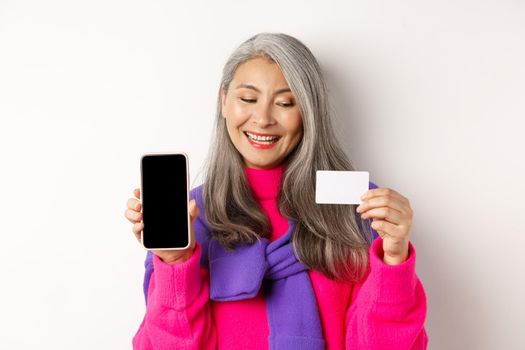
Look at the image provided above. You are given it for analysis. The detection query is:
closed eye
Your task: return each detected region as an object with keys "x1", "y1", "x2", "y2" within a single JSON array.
[{"x1": 240, "y1": 98, "x2": 294, "y2": 108}]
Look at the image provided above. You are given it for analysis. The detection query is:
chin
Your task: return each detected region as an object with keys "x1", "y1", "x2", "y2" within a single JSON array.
[{"x1": 252, "y1": 160, "x2": 283, "y2": 169}]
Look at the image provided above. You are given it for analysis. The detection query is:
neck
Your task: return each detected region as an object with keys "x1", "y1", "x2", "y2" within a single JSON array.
[{"x1": 243, "y1": 162, "x2": 285, "y2": 200}]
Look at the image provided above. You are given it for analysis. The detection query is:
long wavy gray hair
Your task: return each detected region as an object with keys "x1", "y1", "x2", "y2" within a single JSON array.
[{"x1": 200, "y1": 32, "x2": 374, "y2": 283}]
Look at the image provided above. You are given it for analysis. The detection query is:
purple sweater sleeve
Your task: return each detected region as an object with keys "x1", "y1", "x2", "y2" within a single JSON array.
[{"x1": 132, "y1": 186, "x2": 217, "y2": 349}]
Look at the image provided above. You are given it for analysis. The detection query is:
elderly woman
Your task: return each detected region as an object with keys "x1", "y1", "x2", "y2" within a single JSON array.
[{"x1": 125, "y1": 32, "x2": 428, "y2": 349}]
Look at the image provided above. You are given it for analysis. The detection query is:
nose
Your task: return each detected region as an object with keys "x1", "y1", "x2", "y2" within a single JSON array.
[{"x1": 252, "y1": 103, "x2": 276, "y2": 127}]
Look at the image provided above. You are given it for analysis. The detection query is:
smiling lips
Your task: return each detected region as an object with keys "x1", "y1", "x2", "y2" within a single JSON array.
[
  {"x1": 245, "y1": 131, "x2": 280, "y2": 139},
  {"x1": 244, "y1": 131, "x2": 281, "y2": 149}
]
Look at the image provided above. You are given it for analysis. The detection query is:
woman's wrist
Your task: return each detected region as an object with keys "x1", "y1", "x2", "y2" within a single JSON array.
[
  {"x1": 161, "y1": 248, "x2": 195, "y2": 264},
  {"x1": 383, "y1": 248, "x2": 409, "y2": 265}
]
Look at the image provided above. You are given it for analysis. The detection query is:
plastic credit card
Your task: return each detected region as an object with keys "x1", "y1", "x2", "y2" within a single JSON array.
[{"x1": 315, "y1": 170, "x2": 369, "y2": 204}]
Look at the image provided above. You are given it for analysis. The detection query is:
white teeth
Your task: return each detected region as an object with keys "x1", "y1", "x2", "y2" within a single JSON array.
[{"x1": 245, "y1": 132, "x2": 279, "y2": 142}]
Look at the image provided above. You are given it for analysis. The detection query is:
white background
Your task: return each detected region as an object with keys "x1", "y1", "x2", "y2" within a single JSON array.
[{"x1": 1, "y1": 0, "x2": 524, "y2": 349}]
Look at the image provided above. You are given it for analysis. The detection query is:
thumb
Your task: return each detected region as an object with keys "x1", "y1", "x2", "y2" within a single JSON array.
[
  {"x1": 188, "y1": 199, "x2": 198, "y2": 249},
  {"x1": 189, "y1": 199, "x2": 199, "y2": 221}
]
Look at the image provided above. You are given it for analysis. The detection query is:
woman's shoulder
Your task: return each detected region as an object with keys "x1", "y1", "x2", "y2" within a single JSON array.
[{"x1": 190, "y1": 184, "x2": 204, "y2": 196}]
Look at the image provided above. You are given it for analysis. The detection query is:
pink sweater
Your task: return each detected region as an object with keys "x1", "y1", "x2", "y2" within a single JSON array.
[{"x1": 133, "y1": 164, "x2": 428, "y2": 349}]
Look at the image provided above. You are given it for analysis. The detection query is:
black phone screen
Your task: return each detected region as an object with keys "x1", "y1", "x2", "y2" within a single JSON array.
[{"x1": 140, "y1": 153, "x2": 189, "y2": 249}]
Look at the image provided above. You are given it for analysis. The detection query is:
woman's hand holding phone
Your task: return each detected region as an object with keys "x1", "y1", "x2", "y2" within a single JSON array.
[{"x1": 125, "y1": 188, "x2": 198, "y2": 264}]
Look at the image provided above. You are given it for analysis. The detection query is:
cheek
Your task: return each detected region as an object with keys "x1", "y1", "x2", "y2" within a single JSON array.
[
  {"x1": 283, "y1": 112, "x2": 303, "y2": 139},
  {"x1": 224, "y1": 100, "x2": 251, "y2": 126}
]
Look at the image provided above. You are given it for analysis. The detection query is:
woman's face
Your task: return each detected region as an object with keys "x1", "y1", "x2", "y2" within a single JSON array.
[{"x1": 221, "y1": 57, "x2": 303, "y2": 170}]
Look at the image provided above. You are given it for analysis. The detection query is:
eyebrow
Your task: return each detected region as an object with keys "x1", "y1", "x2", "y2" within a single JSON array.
[{"x1": 235, "y1": 83, "x2": 292, "y2": 95}]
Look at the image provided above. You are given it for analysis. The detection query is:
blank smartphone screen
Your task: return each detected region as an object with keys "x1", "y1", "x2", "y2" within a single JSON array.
[{"x1": 141, "y1": 154, "x2": 189, "y2": 249}]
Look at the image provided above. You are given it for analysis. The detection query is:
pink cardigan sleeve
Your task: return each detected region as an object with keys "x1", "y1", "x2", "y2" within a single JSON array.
[
  {"x1": 132, "y1": 242, "x2": 217, "y2": 350},
  {"x1": 345, "y1": 237, "x2": 429, "y2": 349}
]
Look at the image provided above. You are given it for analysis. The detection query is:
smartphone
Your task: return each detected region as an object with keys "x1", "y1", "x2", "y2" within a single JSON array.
[{"x1": 140, "y1": 152, "x2": 191, "y2": 250}]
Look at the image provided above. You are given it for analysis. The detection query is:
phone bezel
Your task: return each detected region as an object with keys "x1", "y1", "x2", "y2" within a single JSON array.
[{"x1": 139, "y1": 151, "x2": 191, "y2": 251}]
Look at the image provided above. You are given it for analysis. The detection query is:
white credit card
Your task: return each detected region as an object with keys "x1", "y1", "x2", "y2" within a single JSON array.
[{"x1": 315, "y1": 171, "x2": 369, "y2": 204}]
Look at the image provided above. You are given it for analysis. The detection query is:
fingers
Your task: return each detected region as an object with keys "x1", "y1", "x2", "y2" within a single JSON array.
[
  {"x1": 360, "y1": 206, "x2": 403, "y2": 225},
  {"x1": 126, "y1": 195, "x2": 199, "y2": 248},
  {"x1": 125, "y1": 189, "x2": 142, "y2": 224},
  {"x1": 132, "y1": 222, "x2": 144, "y2": 243},
  {"x1": 361, "y1": 187, "x2": 407, "y2": 204},
  {"x1": 357, "y1": 188, "x2": 413, "y2": 230},
  {"x1": 127, "y1": 197, "x2": 141, "y2": 211},
  {"x1": 371, "y1": 219, "x2": 407, "y2": 244},
  {"x1": 125, "y1": 207, "x2": 142, "y2": 223},
  {"x1": 357, "y1": 195, "x2": 406, "y2": 215}
]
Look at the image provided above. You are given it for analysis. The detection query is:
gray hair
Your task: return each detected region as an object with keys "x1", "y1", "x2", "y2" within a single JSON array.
[{"x1": 200, "y1": 32, "x2": 374, "y2": 282}]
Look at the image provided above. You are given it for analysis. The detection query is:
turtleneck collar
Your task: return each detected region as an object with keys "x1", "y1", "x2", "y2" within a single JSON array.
[{"x1": 243, "y1": 162, "x2": 285, "y2": 200}]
